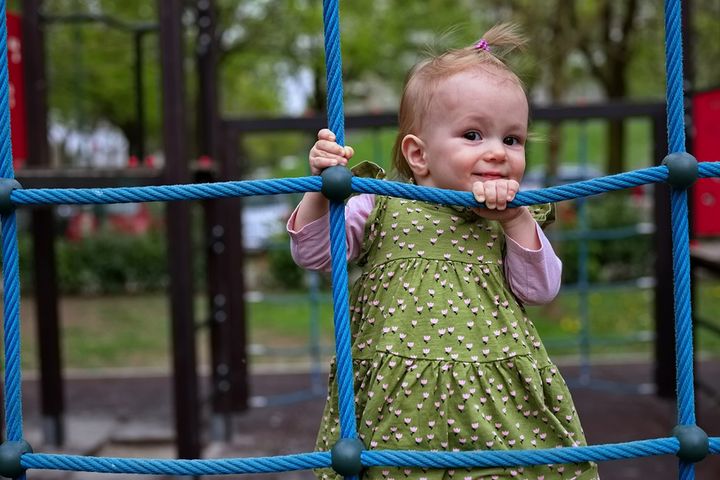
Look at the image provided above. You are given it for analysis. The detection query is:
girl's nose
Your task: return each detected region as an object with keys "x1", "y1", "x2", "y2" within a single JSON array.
[{"x1": 482, "y1": 139, "x2": 506, "y2": 162}]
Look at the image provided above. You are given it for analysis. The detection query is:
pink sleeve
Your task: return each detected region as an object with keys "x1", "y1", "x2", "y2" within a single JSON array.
[
  {"x1": 286, "y1": 194, "x2": 375, "y2": 271},
  {"x1": 504, "y1": 223, "x2": 562, "y2": 305}
]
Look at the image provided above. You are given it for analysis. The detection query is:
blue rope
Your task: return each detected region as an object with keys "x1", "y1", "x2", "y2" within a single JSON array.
[
  {"x1": 328, "y1": 201, "x2": 358, "y2": 440},
  {"x1": 0, "y1": 0, "x2": 12, "y2": 180},
  {"x1": 664, "y1": 0, "x2": 686, "y2": 154},
  {"x1": 0, "y1": 0, "x2": 25, "y2": 456},
  {"x1": 353, "y1": 166, "x2": 668, "y2": 207},
  {"x1": 10, "y1": 177, "x2": 322, "y2": 205},
  {"x1": 671, "y1": 189, "x2": 695, "y2": 428},
  {"x1": 1, "y1": 212, "x2": 23, "y2": 442},
  {"x1": 322, "y1": 0, "x2": 345, "y2": 146},
  {"x1": 664, "y1": 1, "x2": 695, "y2": 478},
  {"x1": 22, "y1": 452, "x2": 331, "y2": 475},
  {"x1": 362, "y1": 438, "x2": 679, "y2": 468},
  {"x1": 0, "y1": 162, "x2": 717, "y2": 208}
]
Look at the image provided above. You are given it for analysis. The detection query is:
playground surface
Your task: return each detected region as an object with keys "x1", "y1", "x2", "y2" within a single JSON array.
[{"x1": 19, "y1": 359, "x2": 720, "y2": 480}]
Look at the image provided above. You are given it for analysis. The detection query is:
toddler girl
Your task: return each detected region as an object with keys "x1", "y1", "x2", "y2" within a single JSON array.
[{"x1": 287, "y1": 23, "x2": 599, "y2": 480}]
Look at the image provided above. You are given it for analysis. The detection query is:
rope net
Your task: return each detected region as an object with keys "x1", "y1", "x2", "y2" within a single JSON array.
[{"x1": 1, "y1": 0, "x2": 718, "y2": 478}]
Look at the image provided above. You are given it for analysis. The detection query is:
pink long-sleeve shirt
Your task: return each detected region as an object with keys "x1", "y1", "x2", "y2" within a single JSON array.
[{"x1": 287, "y1": 194, "x2": 562, "y2": 305}]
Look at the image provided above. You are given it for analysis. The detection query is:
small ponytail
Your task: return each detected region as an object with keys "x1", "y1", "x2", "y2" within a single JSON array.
[{"x1": 469, "y1": 23, "x2": 527, "y2": 60}]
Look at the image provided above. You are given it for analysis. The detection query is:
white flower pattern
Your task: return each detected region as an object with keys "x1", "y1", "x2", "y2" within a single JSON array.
[{"x1": 316, "y1": 197, "x2": 599, "y2": 480}]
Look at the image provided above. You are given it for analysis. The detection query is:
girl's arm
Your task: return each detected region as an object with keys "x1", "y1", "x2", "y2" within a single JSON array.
[
  {"x1": 287, "y1": 194, "x2": 375, "y2": 271},
  {"x1": 503, "y1": 220, "x2": 562, "y2": 305}
]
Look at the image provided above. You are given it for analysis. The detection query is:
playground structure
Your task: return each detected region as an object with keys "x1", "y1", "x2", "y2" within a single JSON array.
[{"x1": 1, "y1": 1, "x2": 720, "y2": 480}]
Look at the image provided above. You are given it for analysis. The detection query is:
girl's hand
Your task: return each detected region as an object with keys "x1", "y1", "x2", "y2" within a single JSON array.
[
  {"x1": 471, "y1": 179, "x2": 523, "y2": 222},
  {"x1": 309, "y1": 129, "x2": 355, "y2": 175}
]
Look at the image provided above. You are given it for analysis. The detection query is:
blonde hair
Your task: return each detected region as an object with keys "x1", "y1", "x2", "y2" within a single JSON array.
[{"x1": 391, "y1": 23, "x2": 528, "y2": 181}]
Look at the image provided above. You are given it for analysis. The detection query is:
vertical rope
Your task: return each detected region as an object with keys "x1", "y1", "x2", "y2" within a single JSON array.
[
  {"x1": 0, "y1": 0, "x2": 26, "y2": 448},
  {"x1": 321, "y1": 0, "x2": 359, "y2": 452},
  {"x1": 664, "y1": 1, "x2": 695, "y2": 478},
  {"x1": 664, "y1": 0, "x2": 687, "y2": 153},
  {"x1": 328, "y1": 202, "x2": 357, "y2": 440},
  {"x1": 322, "y1": 0, "x2": 345, "y2": 146}
]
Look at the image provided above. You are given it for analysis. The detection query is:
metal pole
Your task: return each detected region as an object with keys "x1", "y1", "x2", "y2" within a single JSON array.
[
  {"x1": 133, "y1": 30, "x2": 146, "y2": 163},
  {"x1": 23, "y1": 0, "x2": 65, "y2": 446},
  {"x1": 158, "y1": 0, "x2": 201, "y2": 459}
]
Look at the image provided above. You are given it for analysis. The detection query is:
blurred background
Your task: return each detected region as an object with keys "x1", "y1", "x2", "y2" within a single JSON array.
[{"x1": 4, "y1": 1, "x2": 720, "y2": 479}]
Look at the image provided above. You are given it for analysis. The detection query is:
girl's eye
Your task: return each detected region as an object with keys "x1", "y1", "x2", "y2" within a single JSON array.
[
  {"x1": 464, "y1": 131, "x2": 482, "y2": 141},
  {"x1": 504, "y1": 136, "x2": 521, "y2": 146}
]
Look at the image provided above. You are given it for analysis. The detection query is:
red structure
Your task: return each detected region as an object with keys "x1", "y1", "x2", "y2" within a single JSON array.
[
  {"x1": 7, "y1": 12, "x2": 27, "y2": 169},
  {"x1": 692, "y1": 88, "x2": 720, "y2": 237}
]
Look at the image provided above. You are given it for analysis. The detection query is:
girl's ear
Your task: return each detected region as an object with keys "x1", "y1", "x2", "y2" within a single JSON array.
[{"x1": 402, "y1": 134, "x2": 429, "y2": 178}]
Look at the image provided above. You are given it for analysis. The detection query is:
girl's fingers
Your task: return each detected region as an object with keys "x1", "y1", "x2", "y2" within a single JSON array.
[
  {"x1": 310, "y1": 129, "x2": 352, "y2": 175},
  {"x1": 495, "y1": 182, "x2": 509, "y2": 210},
  {"x1": 507, "y1": 180, "x2": 520, "y2": 201},
  {"x1": 484, "y1": 182, "x2": 498, "y2": 209},
  {"x1": 317, "y1": 128, "x2": 335, "y2": 141},
  {"x1": 472, "y1": 182, "x2": 485, "y2": 203}
]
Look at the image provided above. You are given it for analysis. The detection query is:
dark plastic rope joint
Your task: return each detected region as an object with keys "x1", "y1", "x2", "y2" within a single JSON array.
[
  {"x1": 321, "y1": 165, "x2": 353, "y2": 201},
  {"x1": 0, "y1": 178, "x2": 21, "y2": 214},
  {"x1": 662, "y1": 152, "x2": 697, "y2": 189},
  {"x1": 330, "y1": 438, "x2": 365, "y2": 476},
  {"x1": 0, "y1": 440, "x2": 33, "y2": 478},
  {"x1": 672, "y1": 424, "x2": 708, "y2": 463}
]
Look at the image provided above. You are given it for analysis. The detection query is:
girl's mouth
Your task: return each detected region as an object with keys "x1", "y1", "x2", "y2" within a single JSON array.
[{"x1": 473, "y1": 173, "x2": 504, "y2": 181}]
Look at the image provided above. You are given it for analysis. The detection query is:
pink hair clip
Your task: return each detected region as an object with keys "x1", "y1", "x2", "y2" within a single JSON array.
[{"x1": 473, "y1": 39, "x2": 490, "y2": 52}]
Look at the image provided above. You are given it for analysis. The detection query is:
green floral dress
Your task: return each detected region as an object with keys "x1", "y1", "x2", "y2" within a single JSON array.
[{"x1": 316, "y1": 195, "x2": 599, "y2": 480}]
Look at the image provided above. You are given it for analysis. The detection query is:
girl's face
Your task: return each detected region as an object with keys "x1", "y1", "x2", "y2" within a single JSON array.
[{"x1": 404, "y1": 68, "x2": 528, "y2": 192}]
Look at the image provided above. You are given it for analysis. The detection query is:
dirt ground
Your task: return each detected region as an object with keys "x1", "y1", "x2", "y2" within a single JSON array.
[{"x1": 15, "y1": 360, "x2": 720, "y2": 480}]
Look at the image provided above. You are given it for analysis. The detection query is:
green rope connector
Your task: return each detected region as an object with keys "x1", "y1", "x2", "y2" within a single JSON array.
[
  {"x1": 0, "y1": 178, "x2": 21, "y2": 215},
  {"x1": 321, "y1": 165, "x2": 353, "y2": 202},
  {"x1": 0, "y1": 440, "x2": 32, "y2": 478},
  {"x1": 662, "y1": 152, "x2": 698, "y2": 189},
  {"x1": 330, "y1": 437, "x2": 365, "y2": 477},
  {"x1": 672, "y1": 424, "x2": 708, "y2": 463}
]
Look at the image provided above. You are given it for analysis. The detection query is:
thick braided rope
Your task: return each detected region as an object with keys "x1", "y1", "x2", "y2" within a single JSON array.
[
  {"x1": 328, "y1": 202, "x2": 358, "y2": 440},
  {"x1": 0, "y1": 163, "x2": 713, "y2": 208},
  {"x1": 363, "y1": 438, "x2": 679, "y2": 468},
  {"x1": 21, "y1": 452, "x2": 331, "y2": 475},
  {"x1": 672, "y1": 189, "x2": 695, "y2": 427},
  {"x1": 353, "y1": 167, "x2": 669, "y2": 207},
  {"x1": 322, "y1": 0, "x2": 345, "y2": 146},
  {"x1": 664, "y1": 0, "x2": 686, "y2": 154},
  {"x1": 0, "y1": 0, "x2": 12, "y2": 181},
  {"x1": 0, "y1": 0, "x2": 25, "y2": 449},
  {"x1": 0, "y1": 162, "x2": 717, "y2": 208},
  {"x1": 663, "y1": 1, "x2": 694, "y2": 478},
  {"x1": 10, "y1": 177, "x2": 322, "y2": 205}
]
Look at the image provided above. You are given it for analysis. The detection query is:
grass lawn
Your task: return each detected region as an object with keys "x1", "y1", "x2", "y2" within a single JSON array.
[{"x1": 11, "y1": 279, "x2": 720, "y2": 372}]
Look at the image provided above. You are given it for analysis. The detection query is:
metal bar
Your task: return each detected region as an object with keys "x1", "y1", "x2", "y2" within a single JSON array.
[
  {"x1": 652, "y1": 113, "x2": 676, "y2": 400},
  {"x1": 134, "y1": 31, "x2": 146, "y2": 163},
  {"x1": 23, "y1": 0, "x2": 65, "y2": 447},
  {"x1": 158, "y1": 0, "x2": 200, "y2": 460},
  {"x1": 15, "y1": 168, "x2": 163, "y2": 189},
  {"x1": 222, "y1": 131, "x2": 249, "y2": 414},
  {"x1": 222, "y1": 101, "x2": 666, "y2": 135},
  {"x1": 39, "y1": 12, "x2": 157, "y2": 33}
]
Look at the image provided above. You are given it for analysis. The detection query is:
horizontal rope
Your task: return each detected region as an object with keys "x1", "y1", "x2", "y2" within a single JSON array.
[
  {"x1": 710, "y1": 437, "x2": 720, "y2": 454},
  {"x1": 22, "y1": 452, "x2": 330, "y2": 475},
  {"x1": 10, "y1": 177, "x2": 321, "y2": 205},
  {"x1": 24, "y1": 436, "x2": 720, "y2": 475},
  {"x1": 353, "y1": 166, "x2": 670, "y2": 208},
  {"x1": 6, "y1": 162, "x2": 720, "y2": 208},
  {"x1": 362, "y1": 438, "x2": 678, "y2": 468}
]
